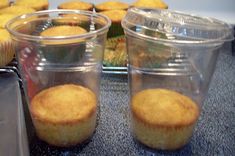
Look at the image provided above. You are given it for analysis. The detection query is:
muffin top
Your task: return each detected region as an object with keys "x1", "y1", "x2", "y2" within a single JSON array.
[
  {"x1": 56, "y1": 14, "x2": 89, "y2": 25},
  {"x1": 0, "y1": 14, "x2": 16, "y2": 29},
  {"x1": 40, "y1": 25, "x2": 87, "y2": 37},
  {"x1": 31, "y1": 84, "x2": 97, "y2": 124},
  {"x1": 0, "y1": 6, "x2": 36, "y2": 15},
  {"x1": 132, "y1": 0, "x2": 168, "y2": 9},
  {"x1": 14, "y1": 0, "x2": 49, "y2": 11},
  {"x1": 131, "y1": 89, "x2": 199, "y2": 127},
  {"x1": 40, "y1": 25, "x2": 87, "y2": 44},
  {"x1": 0, "y1": 0, "x2": 8, "y2": 9},
  {"x1": 58, "y1": 0, "x2": 93, "y2": 10},
  {"x1": 99, "y1": 10, "x2": 127, "y2": 22},
  {"x1": 95, "y1": 1, "x2": 129, "y2": 11},
  {"x1": 0, "y1": 29, "x2": 11, "y2": 42}
]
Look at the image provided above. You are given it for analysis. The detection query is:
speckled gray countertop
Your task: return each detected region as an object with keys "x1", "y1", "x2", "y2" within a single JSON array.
[{"x1": 30, "y1": 51, "x2": 235, "y2": 156}]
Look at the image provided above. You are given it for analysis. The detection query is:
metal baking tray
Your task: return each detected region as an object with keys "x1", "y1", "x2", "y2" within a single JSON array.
[{"x1": 0, "y1": 71, "x2": 29, "y2": 156}]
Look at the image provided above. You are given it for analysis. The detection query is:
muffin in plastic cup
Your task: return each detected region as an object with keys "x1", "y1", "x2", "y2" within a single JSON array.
[
  {"x1": 122, "y1": 8, "x2": 234, "y2": 151},
  {"x1": 6, "y1": 10, "x2": 111, "y2": 147}
]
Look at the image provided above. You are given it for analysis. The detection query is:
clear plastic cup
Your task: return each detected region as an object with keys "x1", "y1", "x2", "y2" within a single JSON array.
[
  {"x1": 122, "y1": 8, "x2": 234, "y2": 150},
  {"x1": 6, "y1": 10, "x2": 111, "y2": 147}
]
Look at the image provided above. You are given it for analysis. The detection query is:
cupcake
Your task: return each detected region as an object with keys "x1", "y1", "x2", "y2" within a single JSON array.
[
  {"x1": 131, "y1": 88, "x2": 199, "y2": 150},
  {"x1": 0, "y1": 0, "x2": 9, "y2": 9},
  {"x1": 31, "y1": 84, "x2": 97, "y2": 147},
  {"x1": 40, "y1": 25, "x2": 87, "y2": 44},
  {"x1": 99, "y1": 10, "x2": 126, "y2": 38},
  {"x1": 0, "y1": 6, "x2": 36, "y2": 35},
  {"x1": 0, "y1": 6, "x2": 36, "y2": 15},
  {"x1": 58, "y1": 0, "x2": 93, "y2": 11},
  {"x1": 95, "y1": 1, "x2": 129, "y2": 12},
  {"x1": 0, "y1": 29, "x2": 15, "y2": 67},
  {"x1": 39, "y1": 25, "x2": 87, "y2": 63},
  {"x1": 132, "y1": 0, "x2": 168, "y2": 9},
  {"x1": 14, "y1": 0, "x2": 49, "y2": 11},
  {"x1": 0, "y1": 14, "x2": 16, "y2": 29}
]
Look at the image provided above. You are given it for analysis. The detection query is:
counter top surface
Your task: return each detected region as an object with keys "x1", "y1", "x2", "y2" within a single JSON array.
[{"x1": 30, "y1": 50, "x2": 235, "y2": 156}]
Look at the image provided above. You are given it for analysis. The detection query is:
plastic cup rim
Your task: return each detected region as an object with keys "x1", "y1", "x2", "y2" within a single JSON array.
[{"x1": 6, "y1": 9, "x2": 112, "y2": 42}]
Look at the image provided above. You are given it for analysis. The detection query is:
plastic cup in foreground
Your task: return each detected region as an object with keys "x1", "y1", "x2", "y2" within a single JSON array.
[
  {"x1": 6, "y1": 9, "x2": 111, "y2": 147},
  {"x1": 122, "y1": 7, "x2": 234, "y2": 151}
]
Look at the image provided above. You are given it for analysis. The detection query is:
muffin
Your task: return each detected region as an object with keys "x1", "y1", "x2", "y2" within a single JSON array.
[
  {"x1": 0, "y1": 0, "x2": 9, "y2": 9},
  {"x1": 100, "y1": 10, "x2": 126, "y2": 38},
  {"x1": 132, "y1": 0, "x2": 168, "y2": 9},
  {"x1": 0, "y1": 14, "x2": 16, "y2": 29},
  {"x1": 40, "y1": 25, "x2": 87, "y2": 63},
  {"x1": 54, "y1": 14, "x2": 90, "y2": 28},
  {"x1": 58, "y1": 0, "x2": 93, "y2": 11},
  {"x1": 0, "y1": 6, "x2": 36, "y2": 15},
  {"x1": 14, "y1": 0, "x2": 49, "y2": 11},
  {"x1": 95, "y1": 1, "x2": 129, "y2": 12},
  {"x1": 131, "y1": 88, "x2": 199, "y2": 150},
  {"x1": 30, "y1": 84, "x2": 97, "y2": 147},
  {"x1": 40, "y1": 25, "x2": 87, "y2": 43},
  {"x1": 0, "y1": 29, "x2": 15, "y2": 67}
]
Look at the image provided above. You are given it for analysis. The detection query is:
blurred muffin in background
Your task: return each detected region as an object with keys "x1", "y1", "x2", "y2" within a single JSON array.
[
  {"x1": 0, "y1": 0, "x2": 9, "y2": 9},
  {"x1": 0, "y1": 29, "x2": 15, "y2": 67},
  {"x1": 0, "y1": 14, "x2": 16, "y2": 29},
  {"x1": 0, "y1": 5, "x2": 36, "y2": 67},
  {"x1": 55, "y1": 14, "x2": 90, "y2": 28},
  {"x1": 40, "y1": 25, "x2": 87, "y2": 44},
  {"x1": 99, "y1": 10, "x2": 126, "y2": 38},
  {"x1": 58, "y1": 0, "x2": 93, "y2": 11},
  {"x1": 0, "y1": 6, "x2": 36, "y2": 37},
  {"x1": 39, "y1": 25, "x2": 87, "y2": 63},
  {"x1": 0, "y1": 5, "x2": 36, "y2": 15},
  {"x1": 132, "y1": 0, "x2": 168, "y2": 9},
  {"x1": 95, "y1": 1, "x2": 130, "y2": 67},
  {"x1": 95, "y1": 1, "x2": 129, "y2": 12},
  {"x1": 14, "y1": 0, "x2": 49, "y2": 11}
]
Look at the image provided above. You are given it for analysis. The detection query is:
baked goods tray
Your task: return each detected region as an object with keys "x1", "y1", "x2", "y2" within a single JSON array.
[{"x1": 0, "y1": 68, "x2": 29, "y2": 156}]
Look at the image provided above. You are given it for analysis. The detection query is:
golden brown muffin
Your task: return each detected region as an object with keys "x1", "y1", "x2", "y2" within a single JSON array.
[
  {"x1": 0, "y1": 6, "x2": 36, "y2": 15},
  {"x1": 0, "y1": 14, "x2": 16, "y2": 29},
  {"x1": 14, "y1": 0, "x2": 49, "y2": 11},
  {"x1": 40, "y1": 25, "x2": 87, "y2": 45},
  {"x1": 39, "y1": 25, "x2": 87, "y2": 63},
  {"x1": 0, "y1": 0, "x2": 9, "y2": 9},
  {"x1": 55, "y1": 14, "x2": 90, "y2": 27},
  {"x1": 132, "y1": 0, "x2": 168, "y2": 9},
  {"x1": 0, "y1": 29, "x2": 15, "y2": 67},
  {"x1": 31, "y1": 84, "x2": 97, "y2": 147},
  {"x1": 99, "y1": 9, "x2": 126, "y2": 23},
  {"x1": 95, "y1": 1, "x2": 129, "y2": 12},
  {"x1": 58, "y1": 0, "x2": 93, "y2": 11},
  {"x1": 99, "y1": 9, "x2": 126, "y2": 37},
  {"x1": 131, "y1": 88, "x2": 199, "y2": 150},
  {"x1": 40, "y1": 25, "x2": 87, "y2": 37}
]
